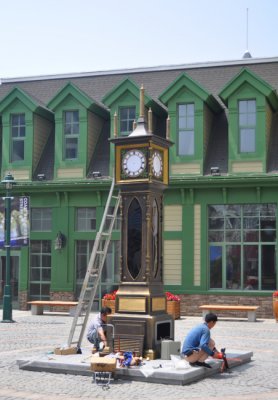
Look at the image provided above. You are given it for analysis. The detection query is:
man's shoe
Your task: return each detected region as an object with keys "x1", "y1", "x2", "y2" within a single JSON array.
[{"x1": 189, "y1": 362, "x2": 198, "y2": 367}]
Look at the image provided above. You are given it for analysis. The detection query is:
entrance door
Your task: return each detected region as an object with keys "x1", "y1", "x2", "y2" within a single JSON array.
[{"x1": 0, "y1": 255, "x2": 19, "y2": 307}]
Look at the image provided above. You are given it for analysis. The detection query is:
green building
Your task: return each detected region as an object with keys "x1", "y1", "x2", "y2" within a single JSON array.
[{"x1": 0, "y1": 56, "x2": 278, "y2": 318}]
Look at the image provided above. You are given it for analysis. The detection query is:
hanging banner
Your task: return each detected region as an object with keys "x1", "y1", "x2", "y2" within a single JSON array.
[{"x1": 0, "y1": 196, "x2": 30, "y2": 248}]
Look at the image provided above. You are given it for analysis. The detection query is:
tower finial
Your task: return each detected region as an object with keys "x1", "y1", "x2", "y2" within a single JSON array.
[{"x1": 140, "y1": 84, "x2": 144, "y2": 118}]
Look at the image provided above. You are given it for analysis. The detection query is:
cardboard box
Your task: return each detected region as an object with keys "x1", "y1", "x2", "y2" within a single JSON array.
[
  {"x1": 54, "y1": 347, "x2": 77, "y2": 355},
  {"x1": 90, "y1": 356, "x2": 117, "y2": 372}
]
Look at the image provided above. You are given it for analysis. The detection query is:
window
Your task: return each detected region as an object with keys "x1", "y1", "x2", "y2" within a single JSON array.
[
  {"x1": 177, "y1": 104, "x2": 194, "y2": 156},
  {"x1": 11, "y1": 113, "x2": 25, "y2": 161},
  {"x1": 208, "y1": 204, "x2": 276, "y2": 291},
  {"x1": 238, "y1": 100, "x2": 256, "y2": 153},
  {"x1": 75, "y1": 240, "x2": 120, "y2": 308},
  {"x1": 29, "y1": 240, "x2": 51, "y2": 300},
  {"x1": 64, "y1": 110, "x2": 79, "y2": 159},
  {"x1": 119, "y1": 106, "x2": 135, "y2": 135},
  {"x1": 31, "y1": 208, "x2": 52, "y2": 231},
  {"x1": 75, "y1": 240, "x2": 94, "y2": 298},
  {"x1": 76, "y1": 208, "x2": 96, "y2": 231}
]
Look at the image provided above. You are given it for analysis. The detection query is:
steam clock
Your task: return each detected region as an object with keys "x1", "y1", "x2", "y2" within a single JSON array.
[{"x1": 109, "y1": 86, "x2": 173, "y2": 358}]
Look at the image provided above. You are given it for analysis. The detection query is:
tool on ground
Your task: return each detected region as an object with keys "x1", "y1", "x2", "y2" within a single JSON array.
[{"x1": 220, "y1": 347, "x2": 230, "y2": 373}]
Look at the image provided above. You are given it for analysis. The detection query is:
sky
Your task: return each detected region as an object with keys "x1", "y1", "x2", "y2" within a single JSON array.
[{"x1": 0, "y1": 0, "x2": 278, "y2": 79}]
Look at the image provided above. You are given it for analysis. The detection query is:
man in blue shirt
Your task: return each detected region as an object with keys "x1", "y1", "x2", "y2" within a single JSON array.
[{"x1": 181, "y1": 313, "x2": 223, "y2": 368}]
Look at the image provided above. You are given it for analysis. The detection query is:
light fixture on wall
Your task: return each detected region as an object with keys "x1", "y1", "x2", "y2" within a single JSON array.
[
  {"x1": 210, "y1": 167, "x2": 220, "y2": 176},
  {"x1": 37, "y1": 174, "x2": 46, "y2": 181},
  {"x1": 54, "y1": 231, "x2": 66, "y2": 250},
  {"x1": 92, "y1": 171, "x2": 102, "y2": 178}
]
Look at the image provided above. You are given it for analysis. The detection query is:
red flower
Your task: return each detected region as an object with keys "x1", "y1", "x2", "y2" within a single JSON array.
[
  {"x1": 273, "y1": 291, "x2": 278, "y2": 298},
  {"x1": 165, "y1": 291, "x2": 180, "y2": 302},
  {"x1": 103, "y1": 290, "x2": 117, "y2": 300}
]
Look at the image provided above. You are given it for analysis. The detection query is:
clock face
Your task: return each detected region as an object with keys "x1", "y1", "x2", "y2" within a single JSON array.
[
  {"x1": 152, "y1": 151, "x2": 163, "y2": 178},
  {"x1": 122, "y1": 149, "x2": 146, "y2": 177}
]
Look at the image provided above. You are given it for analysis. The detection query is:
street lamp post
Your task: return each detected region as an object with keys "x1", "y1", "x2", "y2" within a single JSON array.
[{"x1": 1, "y1": 173, "x2": 16, "y2": 323}]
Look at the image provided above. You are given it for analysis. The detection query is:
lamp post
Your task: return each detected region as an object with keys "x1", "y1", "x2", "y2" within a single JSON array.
[{"x1": 1, "y1": 173, "x2": 16, "y2": 323}]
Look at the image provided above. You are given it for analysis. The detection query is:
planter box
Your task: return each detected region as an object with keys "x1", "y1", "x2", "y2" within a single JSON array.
[
  {"x1": 102, "y1": 299, "x2": 116, "y2": 314},
  {"x1": 167, "y1": 301, "x2": 180, "y2": 320},
  {"x1": 273, "y1": 297, "x2": 278, "y2": 322}
]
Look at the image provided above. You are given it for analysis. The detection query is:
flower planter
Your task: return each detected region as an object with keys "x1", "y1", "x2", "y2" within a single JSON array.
[
  {"x1": 102, "y1": 299, "x2": 116, "y2": 314},
  {"x1": 166, "y1": 301, "x2": 180, "y2": 320},
  {"x1": 273, "y1": 296, "x2": 278, "y2": 322}
]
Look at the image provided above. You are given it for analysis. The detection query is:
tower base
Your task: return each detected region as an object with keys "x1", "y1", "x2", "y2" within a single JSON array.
[{"x1": 107, "y1": 312, "x2": 174, "y2": 359}]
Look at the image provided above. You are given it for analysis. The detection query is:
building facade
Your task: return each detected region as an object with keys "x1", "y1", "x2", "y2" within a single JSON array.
[{"x1": 0, "y1": 56, "x2": 278, "y2": 318}]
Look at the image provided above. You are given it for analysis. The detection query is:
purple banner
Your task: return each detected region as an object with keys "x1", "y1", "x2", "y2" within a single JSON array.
[{"x1": 0, "y1": 196, "x2": 30, "y2": 247}]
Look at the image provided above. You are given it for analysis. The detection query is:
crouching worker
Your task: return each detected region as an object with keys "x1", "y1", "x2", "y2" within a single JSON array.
[
  {"x1": 181, "y1": 313, "x2": 223, "y2": 368},
  {"x1": 87, "y1": 306, "x2": 112, "y2": 351}
]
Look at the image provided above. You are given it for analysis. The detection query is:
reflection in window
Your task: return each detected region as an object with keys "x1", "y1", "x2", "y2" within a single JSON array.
[
  {"x1": 239, "y1": 100, "x2": 256, "y2": 153},
  {"x1": 11, "y1": 113, "x2": 25, "y2": 161},
  {"x1": 127, "y1": 199, "x2": 142, "y2": 279},
  {"x1": 120, "y1": 106, "x2": 136, "y2": 135},
  {"x1": 178, "y1": 103, "x2": 194, "y2": 155},
  {"x1": 208, "y1": 204, "x2": 276, "y2": 291},
  {"x1": 76, "y1": 208, "x2": 96, "y2": 231},
  {"x1": 29, "y1": 240, "x2": 51, "y2": 300},
  {"x1": 64, "y1": 110, "x2": 79, "y2": 159},
  {"x1": 31, "y1": 208, "x2": 52, "y2": 231}
]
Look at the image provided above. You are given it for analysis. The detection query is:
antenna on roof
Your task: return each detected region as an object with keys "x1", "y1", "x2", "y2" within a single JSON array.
[{"x1": 243, "y1": 8, "x2": 252, "y2": 59}]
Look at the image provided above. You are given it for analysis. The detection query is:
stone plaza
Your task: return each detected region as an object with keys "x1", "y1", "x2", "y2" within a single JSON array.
[{"x1": 0, "y1": 310, "x2": 278, "y2": 400}]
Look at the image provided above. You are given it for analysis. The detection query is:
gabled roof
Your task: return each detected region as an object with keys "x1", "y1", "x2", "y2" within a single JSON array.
[
  {"x1": 219, "y1": 68, "x2": 278, "y2": 110},
  {"x1": 0, "y1": 87, "x2": 53, "y2": 120},
  {"x1": 47, "y1": 82, "x2": 108, "y2": 119},
  {"x1": 102, "y1": 78, "x2": 166, "y2": 116},
  {"x1": 159, "y1": 73, "x2": 222, "y2": 113}
]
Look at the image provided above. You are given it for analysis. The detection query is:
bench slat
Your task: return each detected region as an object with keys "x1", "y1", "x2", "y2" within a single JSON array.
[
  {"x1": 28, "y1": 301, "x2": 78, "y2": 306},
  {"x1": 199, "y1": 304, "x2": 259, "y2": 322},
  {"x1": 199, "y1": 305, "x2": 258, "y2": 311}
]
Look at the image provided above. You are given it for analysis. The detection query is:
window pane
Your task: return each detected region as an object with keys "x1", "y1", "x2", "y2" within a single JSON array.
[
  {"x1": 31, "y1": 208, "x2": 52, "y2": 231},
  {"x1": 119, "y1": 106, "x2": 135, "y2": 134},
  {"x1": 76, "y1": 208, "x2": 96, "y2": 231},
  {"x1": 226, "y1": 245, "x2": 241, "y2": 289},
  {"x1": 179, "y1": 131, "x2": 194, "y2": 155},
  {"x1": 209, "y1": 246, "x2": 222, "y2": 288},
  {"x1": 261, "y1": 245, "x2": 276, "y2": 290},
  {"x1": 240, "y1": 129, "x2": 255, "y2": 152},
  {"x1": 65, "y1": 138, "x2": 78, "y2": 159},
  {"x1": 12, "y1": 141, "x2": 24, "y2": 161},
  {"x1": 243, "y1": 245, "x2": 258, "y2": 290}
]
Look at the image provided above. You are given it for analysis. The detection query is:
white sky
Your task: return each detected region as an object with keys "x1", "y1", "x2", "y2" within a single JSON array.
[{"x1": 0, "y1": 0, "x2": 277, "y2": 79}]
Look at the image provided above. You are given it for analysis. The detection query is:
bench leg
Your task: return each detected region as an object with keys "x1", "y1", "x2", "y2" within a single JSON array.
[
  {"x1": 247, "y1": 311, "x2": 256, "y2": 322},
  {"x1": 69, "y1": 306, "x2": 77, "y2": 316},
  {"x1": 31, "y1": 305, "x2": 43, "y2": 315}
]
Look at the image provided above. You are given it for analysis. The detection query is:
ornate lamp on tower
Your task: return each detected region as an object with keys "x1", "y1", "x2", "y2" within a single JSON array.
[{"x1": 109, "y1": 85, "x2": 173, "y2": 359}]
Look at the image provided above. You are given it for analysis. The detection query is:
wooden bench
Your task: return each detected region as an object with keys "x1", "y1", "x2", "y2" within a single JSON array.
[
  {"x1": 28, "y1": 301, "x2": 78, "y2": 316},
  {"x1": 199, "y1": 304, "x2": 259, "y2": 322}
]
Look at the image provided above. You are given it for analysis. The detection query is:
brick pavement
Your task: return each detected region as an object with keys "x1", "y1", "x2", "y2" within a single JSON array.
[{"x1": 0, "y1": 311, "x2": 278, "y2": 400}]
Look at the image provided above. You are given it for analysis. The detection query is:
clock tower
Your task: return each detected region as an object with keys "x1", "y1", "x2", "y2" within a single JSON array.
[{"x1": 109, "y1": 86, "x2": 173, "y2": 358}]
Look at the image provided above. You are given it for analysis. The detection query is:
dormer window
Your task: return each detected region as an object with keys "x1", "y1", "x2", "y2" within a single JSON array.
[
  {"x1": 178, "y1": 103, "x2": 195, "y2": 156},
  {"x1": 11, "y1": 113, "x2": 25, "y2": 161},
  {"x1": 119, "y1": 106, "x2": 135, "y2": 135},
  {"x1": 239, "y1": 100, "x2": 256, "y2": 153},
  {"x1": 64, "y1": 110, "x2": 79, "y2": 160}
]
